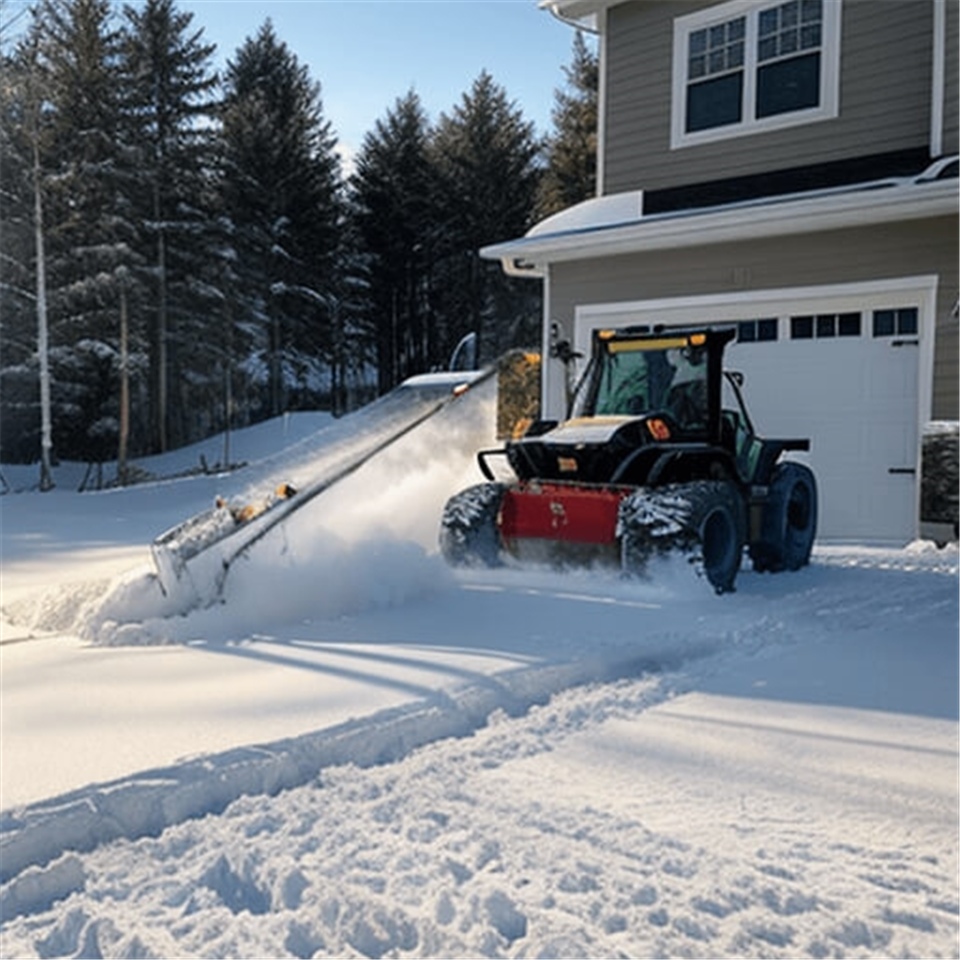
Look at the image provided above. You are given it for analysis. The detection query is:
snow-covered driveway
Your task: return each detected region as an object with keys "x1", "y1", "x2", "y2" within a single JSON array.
[{"x1": 1, "y1": 396, "x2": 957, "y2": 958}]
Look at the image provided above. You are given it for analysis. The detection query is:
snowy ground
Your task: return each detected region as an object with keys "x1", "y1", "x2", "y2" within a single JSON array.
[{"x1": 1, "y1": 381, "x2": 957, "y2": 959}]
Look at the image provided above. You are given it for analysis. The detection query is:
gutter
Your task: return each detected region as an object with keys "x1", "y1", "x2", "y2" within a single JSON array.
[
  {"x1": 484, "y1": 164, "x2": 958, "y2": 278},
  {"x1": 539, "y1": 0, "x2": 601, "y2": 34}
]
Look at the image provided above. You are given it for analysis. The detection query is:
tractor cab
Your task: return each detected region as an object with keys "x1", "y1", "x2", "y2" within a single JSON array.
[
  {"x1": 570, "y1": 326, "x2": 724, "y2": 440},
  {"x1": 491, "y1": 326, "x2": 740, "y2": 488}
]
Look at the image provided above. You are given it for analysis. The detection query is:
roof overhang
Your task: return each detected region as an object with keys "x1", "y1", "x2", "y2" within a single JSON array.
[
  {"x1": 482, "y1": 164, "x2": 959, "y2": 278},
  {"x1": 539, "y1": 0, "x2": 616, "y2": 33}
]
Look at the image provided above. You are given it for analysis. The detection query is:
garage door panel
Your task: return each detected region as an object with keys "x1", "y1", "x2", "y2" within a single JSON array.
[
  {"x1": 577, "y1": 287, "x2": 929, "y2": 544},
  {"x1": 731, "y1": 335, "x2": 918, "y2": 541}
]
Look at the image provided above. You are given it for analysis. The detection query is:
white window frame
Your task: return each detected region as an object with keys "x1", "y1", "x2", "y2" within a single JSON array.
[{"x1": 670, "y1": 0, "x2": 842, "y2": 150}]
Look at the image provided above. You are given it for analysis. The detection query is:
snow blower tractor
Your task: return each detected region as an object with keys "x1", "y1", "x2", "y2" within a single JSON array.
[{"x1": 439, "y1": 326, "x2": 817, "y2": 593}]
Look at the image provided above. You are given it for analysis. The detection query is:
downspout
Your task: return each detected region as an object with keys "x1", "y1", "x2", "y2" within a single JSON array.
[
  {"x1": 596, "y1": 8, "x2": 607, "y2": 197},
  {"x1": 930, "y1": 0, "x2": 945, "y2": 158}
]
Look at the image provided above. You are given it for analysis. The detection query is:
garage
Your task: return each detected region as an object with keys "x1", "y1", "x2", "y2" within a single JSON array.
[{"x1": 572, "y1": 277, "x2": 938, "y2": 543}]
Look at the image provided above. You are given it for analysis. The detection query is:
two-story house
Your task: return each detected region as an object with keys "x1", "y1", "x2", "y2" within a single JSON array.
[{"x1": 483, "y1": 0, "x2": 958, "y2": 544}]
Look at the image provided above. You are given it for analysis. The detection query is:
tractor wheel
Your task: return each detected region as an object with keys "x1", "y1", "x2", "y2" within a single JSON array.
[
  {"x1": 750, "y1": 462, "x2": 817, "y2": 573},
  {"x1": 439, "y1": 482, "x2": 505, "y2": 568},
  {"x1": 619, "y1": 481, "x2": 745, "y2": 594}
]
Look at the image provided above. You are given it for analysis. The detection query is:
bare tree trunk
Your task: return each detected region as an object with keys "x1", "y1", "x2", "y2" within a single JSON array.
[
  {"x1": 33, "y1": 129, "x2": 54, "y2": 491},
  {"x1": 117, "y1": 277, "x2": 129, "y2": 484},
  {"x1": 222, "y1": 300, "x2": 233, "y2": 468},
  {"x1": 270, "y1": 311, "x2": 282, "y2": 417},
  {"x1": 155, "y1": 189, "x2": 169, "y2": 452}
]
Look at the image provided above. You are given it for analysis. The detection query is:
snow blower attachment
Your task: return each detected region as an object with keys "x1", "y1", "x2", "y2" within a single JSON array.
[
  {"x1": 440, "y1": 326, "x2": 818, "y2": 593},
  {"x1": 151, "y1": 368, "x2": 497, "y2": 611}
]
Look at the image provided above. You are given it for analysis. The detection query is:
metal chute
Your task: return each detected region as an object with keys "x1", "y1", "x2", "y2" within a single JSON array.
[{"x1": 151, "y1": 367, "x2": 500, "y2": 612}]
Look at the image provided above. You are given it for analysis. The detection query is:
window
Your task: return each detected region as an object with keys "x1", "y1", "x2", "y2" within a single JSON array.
[
  {"x1": 736, "y1": 318, "x2": 778, "y2": 342},
  {"x1": 790, "y1": 315, "x2": 813, "y2": 339},
  {"x1": 686, "y1": 16, "x2": 746, "y2": 132},
  {"x1": 873, "y1": 308, "x2": 918, "y2": 338},
  {"x1": 672, "y1": 0, "x2": 841, "y2": 149},
  {"x1": 837, "y1": 313, "x2": 861, "y2": 337},
  {"x1": 756, "y1": 0, "x2": 823, "y2": 118},
  {"x1": 791, "y1": 313, "x2": 861, "y2": 339}
]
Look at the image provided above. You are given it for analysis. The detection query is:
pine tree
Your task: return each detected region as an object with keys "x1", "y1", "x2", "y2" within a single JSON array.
[
  {"x1": 349, "y1": 90, "x2": 437, "y2": 392},
  {"x1": 536, "y1": 31, "x2": 598, "y2": 219},
  {"x1": 220, "y1": 21, "x2": 341, "y2": 419},
  {"x1": 119, "y1": 0, "x2": 220, "y2": 452},
  {"x1": 431, "y1": 71, "x2": 542, "y2": 363},
  {"x1": 32, "y1": 0, "x2": 137, "y2": 466}
]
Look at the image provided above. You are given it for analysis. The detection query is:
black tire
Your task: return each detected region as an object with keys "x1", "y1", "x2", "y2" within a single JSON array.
[
  {"x1": 439, "y1": 482, "x2": 505, "y2": 568},
  {"x1": 619, "y1": 480, "x2": 745, "y2": 594},
  {"x1": 750, "y1": 462, "x2": 817, "y2": 573}
]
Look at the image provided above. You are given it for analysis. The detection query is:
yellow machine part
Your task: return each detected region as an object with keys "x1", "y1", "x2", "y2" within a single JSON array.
[{"x1": 496, "y1": 349, "x2": 541, "y2": 440}]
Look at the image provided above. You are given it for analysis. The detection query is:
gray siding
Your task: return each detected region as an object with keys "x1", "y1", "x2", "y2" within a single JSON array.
[
  {"x1": 604, "y1": 0, "x2": 935, "y2": 195},
  {"x1": 547, "y1": 217, "x2": 958, "y2": 419},
  {"x1": 944, "y1": 0, "x2": 959, "y2": 154}
]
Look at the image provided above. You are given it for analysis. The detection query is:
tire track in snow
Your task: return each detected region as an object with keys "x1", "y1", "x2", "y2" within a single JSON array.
[
  {"x1": 2, "y1": 671, "x2": 955, "y2": 959},
  {"x1": 0, "y1": 635, "x2": 714, "y2": 891}
]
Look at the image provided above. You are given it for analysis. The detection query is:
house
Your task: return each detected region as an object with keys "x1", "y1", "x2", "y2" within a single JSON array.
[{"x1": 483, "y1": 0, "x2": 958, "y2": 544}]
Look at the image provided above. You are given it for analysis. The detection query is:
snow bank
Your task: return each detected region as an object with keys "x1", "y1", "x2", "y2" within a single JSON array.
[
  {"x1": 2, "y1": 641, "x2": 956, "y2": 959},
  {"x1": 0, "y1": 639, "x2": 700, "y2": 886}
]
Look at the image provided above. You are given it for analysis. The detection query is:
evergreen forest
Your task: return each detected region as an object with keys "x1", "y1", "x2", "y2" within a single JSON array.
[{"x1": 0, "y1": 0, "x2": 597, "y2": 485}]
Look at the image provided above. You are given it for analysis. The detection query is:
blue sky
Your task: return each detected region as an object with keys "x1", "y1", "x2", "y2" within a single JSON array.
[{"x1": 177, "y1": 0, "x2": 590, "y2": 170}]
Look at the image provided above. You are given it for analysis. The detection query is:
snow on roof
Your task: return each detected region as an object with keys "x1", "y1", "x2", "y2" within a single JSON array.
[{"x1": 484, "y1": 157, "x2": 959, "y2": 277}]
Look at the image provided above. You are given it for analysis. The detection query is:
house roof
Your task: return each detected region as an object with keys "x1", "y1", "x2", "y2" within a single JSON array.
[{"x1": 482, "y1": 158, "x2": 959, "y2": 277}]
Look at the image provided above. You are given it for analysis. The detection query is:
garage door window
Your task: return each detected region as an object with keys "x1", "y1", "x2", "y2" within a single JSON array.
[
  {"x1": 736, "y1": 318, "x2": 778, "y2": 342},
  {"x1": 873, "y1": 308, "x2": 918, "y2": 337},
  {"x1": 791, "y1": 313, "x2": 861, "y2": 339}
]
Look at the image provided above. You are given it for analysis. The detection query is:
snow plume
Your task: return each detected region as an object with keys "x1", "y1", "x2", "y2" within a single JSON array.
[
  {"x1": 70, "y1": 379, "x2": 497, "y2": 645},
  {"x1": 76, "y1": 533, "x2": 453, "y2": 647}
]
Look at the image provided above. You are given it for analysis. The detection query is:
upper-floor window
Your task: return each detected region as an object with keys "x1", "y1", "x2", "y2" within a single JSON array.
[{"x1": 671, "y1": 0, "x2": 842, "y2": 150}]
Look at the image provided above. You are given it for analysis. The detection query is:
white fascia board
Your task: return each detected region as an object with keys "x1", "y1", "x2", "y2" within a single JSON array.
[
  {"x1": 483, "y1": 178, "x2": 958, "y2": 277},
  {"x1": 539, "y1": 0, "x2": 614, "y2": 32}
]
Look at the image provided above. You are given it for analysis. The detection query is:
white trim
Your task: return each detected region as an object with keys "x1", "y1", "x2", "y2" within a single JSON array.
[
  {"x1": 670, "y1": 0, "x2": 842, "y2": 151},
  {"x1": 484, "y1": 176, "x2": 957, "y2": 275},
  {"x1": 573, "y1": 275, "x2": 938, "y2": 321},
  {"x1": 540, "y1": 0, "x2": 600, "y2": 33},
  {"x1": 931, "y1": 0, "x2": 946, "y2": 157},
  {"x1": 541, "y1": 269, "x2": 553, "y2": 415},
  {"x1": 572, "y1": 276, "x2": 936, "y2": 374}
]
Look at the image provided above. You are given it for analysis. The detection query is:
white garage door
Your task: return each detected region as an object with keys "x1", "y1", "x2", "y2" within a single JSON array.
[{"x1": 573, "y1": 279, "x2": 936, "y2": 544}]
